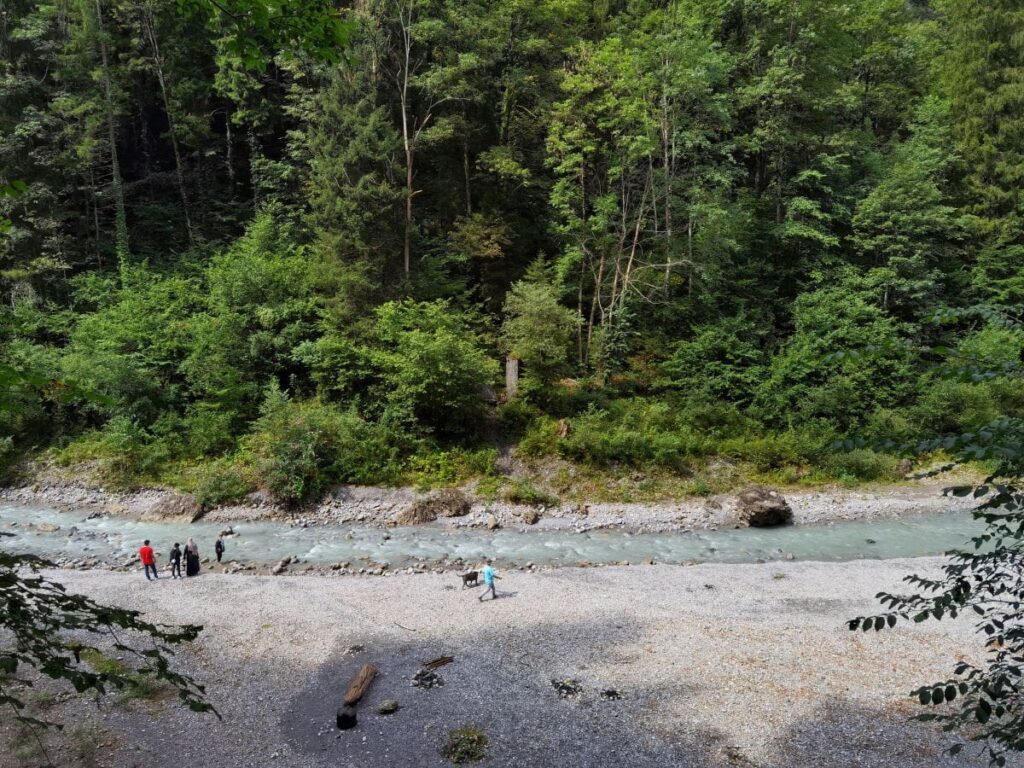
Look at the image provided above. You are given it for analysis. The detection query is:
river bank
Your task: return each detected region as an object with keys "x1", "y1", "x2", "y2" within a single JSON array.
[
  {"x1": 0, "y1": 559, "x2": 1010, "y2": 768},
  {"x1": 0, "y1": 475, "x2": 979, "y2": 535}
]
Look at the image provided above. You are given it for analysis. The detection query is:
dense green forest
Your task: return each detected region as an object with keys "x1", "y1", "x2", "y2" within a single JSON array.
[{"x1": 2, "y1": 0, "x2": 1022, "y2": 505}]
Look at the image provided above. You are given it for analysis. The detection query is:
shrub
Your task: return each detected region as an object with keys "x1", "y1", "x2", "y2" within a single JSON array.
[
  {"x1": 62, "y1": 417, "x2": 171, "y2": 488},
  {"x1": 497, "y1": 398, "x2": 540, "y2": 438},
  {"x1": 912, "y1": 379, "x2": 1001, "y2": 434},
  {"x1": 863, "y1": 407, "x2": 916, "y2": 443},
  {"x1": 662, "y1": 315, "x2": 768, "y2": 405},
  {"x1": 756, "y1": 283, "x2": 916, "y2": 429},
  {"x1": 247, "y1": 390, "x2": 409, "y2": 505},
  {"x1": 408, "y1": 447, "x2": 498, "y2": 489},
  {"x1": 443, "y1": 726, "x2": 488, "y2": 764},
  {"x1": 500, "y1": 260, "x2": 581, "y2": 387},
  {"x1": 554, "y1": 400, "x2": 706, "y2": 469},
  {"x1": 504, "y1": 479, "x2": 558, "y2": 506},
  {"x1": 192, "y1": 458, "x2": 256, "y2": 508},
  {"x1": 718, "y1": 434, "x2": 802, "y2": 472},
  {"x1": 517, "y1": 416, "x2": 562, "y2": 458},
  {"x1": 183, "y1": 404, "x2": 240, "y2": 456},
  {"x1": 372, "y1": 300, "x2": 499, "y2": 436},
  {"x1": 824, "y1": 449, "x2": 899, "y2": 482}
]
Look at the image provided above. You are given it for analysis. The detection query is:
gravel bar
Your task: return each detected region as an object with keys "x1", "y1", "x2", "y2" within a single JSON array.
[{"x1": 1, "y1": 558, "x2": 1014, "y2": 768}]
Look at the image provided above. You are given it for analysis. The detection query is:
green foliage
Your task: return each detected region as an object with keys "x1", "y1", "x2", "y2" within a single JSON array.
[
  {"x1": 443, "y1": 726, "x2": 488, "y2": 764},
  {"x1": 500, "y1": 261, "x2": 581, "y2": 387},
  {"x1": 408, "y1": 447, "x2": 497, "y2": 490},
  {"x1": 662, "y1": 316, "x2": 767, "y2": 405},
  {"x1": 756, "y1": 283, "x2": 916, "y2": 429},
  {"x1": 371, "y1": 301, "x2": 498, "y2": 436},
  {"x1": 558, "y1": 402, "x2": 702, "y2": 471},
  {"x1": 0, "y1": 544, "x2": 215, "y2": 731},
  {"x1": 247, "y1": 388, "x2": 408, "y2": 505},
  {"x1": 718, "y1": 434, "x2": 804, "y2": 473},
  {"x1": 824, "y1": 449, "x2": 899, "y2": 483},
  {"x1": 503, "y1": 479, "x2": 558, "y2": 508},
  {"x1": 4, "y1": 0, "x2": 1024, "y2": 533},
  {"x1": 179, "y1": 0, "x2": 350, "y2": 69},
  {"x1": 913, "y1": 380, "x2": 1005, "y2": 435},
  {"x1": 190, "y1": 457, "x2": 256, "y2": 508}
]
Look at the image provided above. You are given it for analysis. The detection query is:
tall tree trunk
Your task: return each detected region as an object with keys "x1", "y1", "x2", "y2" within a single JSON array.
[
  {"x1": 140, "y1": 2, "x2": 194, "y2": 244},
  {"x1": 89, "y1": 168, "x2": 102, "y2": 267},
  {"x1": 463, "y1": 135, "x2": 472, "y2": 216},
  {"x1": 576, "y1": 254, "x2": 585, "y2": 363},
  {"x1": 248, "y1": 126, "x2": 259, "y2": 209},
  {"x1": 225, "y1": 110, "x2": 235, "y2": 192},
  {"x1": 661, "y1": 109, "x2": 673, "y2": 295},
  {"x1": 615, "y1": 178, "x2": 651, "y2": 317},
  {"x1": 93, "y1": 0, "x2": 129, "y2": 266},
  {"x1": 398, "y1": 0, "x2": 414, "y2": 279}
]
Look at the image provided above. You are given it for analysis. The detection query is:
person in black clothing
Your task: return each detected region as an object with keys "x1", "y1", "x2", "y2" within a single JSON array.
[
  {"x1": 169, "y1": 542, "x2": 183, "y2": 579},
  {"x1": 214, "y1": 536, "x2": 225, "y2": 563},
  {"x1": 185, "y1": 538, "x2": 200, "y2": 576}
]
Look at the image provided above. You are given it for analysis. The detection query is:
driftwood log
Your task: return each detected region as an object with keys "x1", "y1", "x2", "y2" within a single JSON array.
[
  {"x1": 421, "y1": 655, "x2": 454, "y2": 670},
  {"x1": 337, "y1": 663, "x2": 378, "y2": 730}
]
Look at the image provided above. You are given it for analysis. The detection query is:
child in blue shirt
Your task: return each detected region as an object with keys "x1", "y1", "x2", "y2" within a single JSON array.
[{"x1": 478, "y1": 558, "x2": 500, "y2": 601}]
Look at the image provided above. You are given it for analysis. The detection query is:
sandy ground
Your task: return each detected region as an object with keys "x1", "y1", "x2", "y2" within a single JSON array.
[{"x1": 0, "y1": 559, "x2": 1012, "y2": 768}]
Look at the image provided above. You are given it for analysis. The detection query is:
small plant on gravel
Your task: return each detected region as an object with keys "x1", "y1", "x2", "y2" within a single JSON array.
[
  {"x1": 504, "y1": 478, "x2": 558, "y2": 507},
  {"x1": 443, "y1": 726, "x2": 488, "y2": 764},
  {"x1": 69, "y1": 725, "x2": 107, "y2": 768},
  {"x1": 80, "y1": 641, "x2": 171, "y2": 704}
]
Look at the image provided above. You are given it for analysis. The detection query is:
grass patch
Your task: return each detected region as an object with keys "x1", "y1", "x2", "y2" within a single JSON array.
[
  {"x1": 30, "y1": 690, "x2": 57, "y2": 710},
  {"x1": 503, "y1": 479, "x2": 558, "y2": 507},
  {"x1": 69, "y1": 725, "x2": 106, "y2": 768},
  {"x1": 474, "y1": 474, "x2": 503, "y2": 500},
  {"x1": 443, "y1": 726, "x2": 488, "y2": 764},
  {"x1": 80, "y1": 649, "x2": 168, "y2": 703},
  {"x1": 12, "y1": 721, "x2": 42, "y2": 762}
]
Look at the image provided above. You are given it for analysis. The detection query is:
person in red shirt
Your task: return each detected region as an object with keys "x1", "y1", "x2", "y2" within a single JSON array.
[{"x1": 139, "y1": 540, "x2": 159, "y2": 581}]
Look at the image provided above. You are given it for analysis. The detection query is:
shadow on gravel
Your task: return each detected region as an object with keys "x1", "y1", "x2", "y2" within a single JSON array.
[
  {"x1": 279, "y1": 611, "x2": 998, "y2": 768},
  {"x1": 757, "y1": 698, "x2": 1013, "y2": 768},
  {"x1": 281, "y1": 615, "x2": 724, "y2": 768}
]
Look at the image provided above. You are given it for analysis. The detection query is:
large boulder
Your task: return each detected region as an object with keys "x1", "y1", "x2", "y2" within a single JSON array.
[
  {"x1": 734, "y1": 486, "x2": 792, "y2": 528},
  {"x1": 146, "y1": 492, "x2": 203, "y2": 522},
  {"x1": 394, "y1": 489, "x2": 471, "y2": 526}
]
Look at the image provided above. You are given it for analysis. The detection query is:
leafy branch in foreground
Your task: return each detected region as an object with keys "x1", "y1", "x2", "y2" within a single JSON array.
[
  {"x1": 0, "y1": 541, "x2": 217, "y2": 731},
  {"x1": 848, "y1": 307, "x2": 1024, "y2": 765},
  {"x1": 849, "y1": 483, "x2": 1024, "y2": 765}
]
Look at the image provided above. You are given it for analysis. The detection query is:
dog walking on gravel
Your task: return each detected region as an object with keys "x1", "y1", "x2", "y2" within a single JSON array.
[{"x1": 478, "y1": 558, "x2": 500, "y2": 601}]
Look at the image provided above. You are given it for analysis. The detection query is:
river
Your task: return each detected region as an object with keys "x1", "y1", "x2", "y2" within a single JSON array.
[{"x1": 0, "y1": 501, "x2": 985, "y2": 569}]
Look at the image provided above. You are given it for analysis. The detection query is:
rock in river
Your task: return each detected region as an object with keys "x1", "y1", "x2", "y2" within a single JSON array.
[{"x1": 734, "y1": 486, "x2": 792, "y2": 528}]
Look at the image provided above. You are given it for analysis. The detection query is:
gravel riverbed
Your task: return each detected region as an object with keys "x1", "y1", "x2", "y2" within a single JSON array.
[
  {"x1": 0, "y1": 478, "x2": 980, "y2": 535},
  {"x1": 0, "y1": 558, "x2": 1013, "y2": 768}
]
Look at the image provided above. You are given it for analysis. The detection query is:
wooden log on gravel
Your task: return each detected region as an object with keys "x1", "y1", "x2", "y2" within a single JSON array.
[
  {"x1": 344, "y1": 663, "x2": 378, "y2": 705},
  {"x1": 421, "y1": 655, "x2": 454, "y2": 670},
  {"x1": 336, "y1": 663, "x2": 378, "y2": 730}
]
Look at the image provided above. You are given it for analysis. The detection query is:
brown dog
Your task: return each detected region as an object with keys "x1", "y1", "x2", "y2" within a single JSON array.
[{"x1": 461, "y1": 570, "x2": 479, "y2": 588}]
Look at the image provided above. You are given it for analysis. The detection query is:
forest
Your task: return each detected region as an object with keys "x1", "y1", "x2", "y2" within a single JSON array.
[{"x1": 2, "y1": 0, "x2": 1023, "y2": 506}]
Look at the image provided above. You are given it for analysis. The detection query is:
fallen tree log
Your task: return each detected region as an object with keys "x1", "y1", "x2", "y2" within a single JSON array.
[
  {"x1": 344, "y1": 663, "x2": 378, "y2": 705},
  {"x1": 421, "y1": 655, "x2": 454, "y2": 670},
  {"x1": 337, "y1": 663, "x2": 378, "y2": 730}
]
